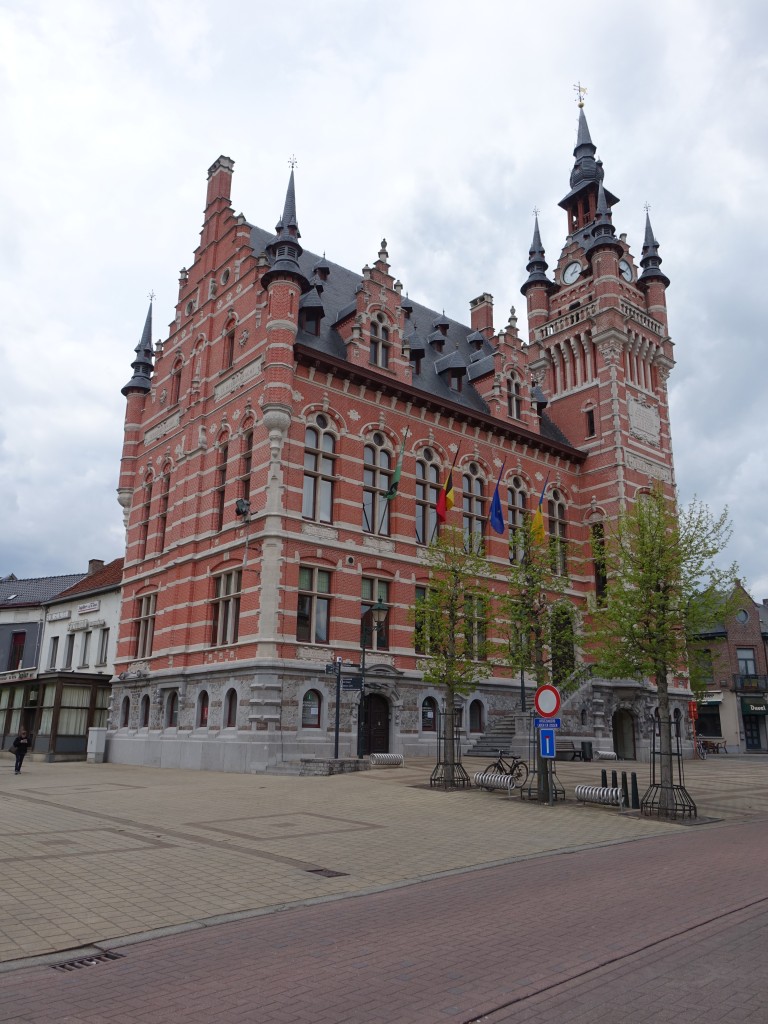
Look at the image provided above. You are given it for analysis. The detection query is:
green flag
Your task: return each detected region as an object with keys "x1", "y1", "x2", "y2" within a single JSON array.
[{"x1": 385, "y1": 429, "x2": 408, "y2": 501}]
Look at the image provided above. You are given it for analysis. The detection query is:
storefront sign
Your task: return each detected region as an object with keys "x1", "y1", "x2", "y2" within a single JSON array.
[
  {"x1": 741, "y1": 698, "x2": 768, "y2": 715},
  {"x1": 78, "y1": 600, "x2": 101, "y2": 615},
  {"x1": 47, "y1": 610, "x2": 71, "y2": 622},
  {"x1": 0, "y1": 668, "x2": 37, "y2": 683}
]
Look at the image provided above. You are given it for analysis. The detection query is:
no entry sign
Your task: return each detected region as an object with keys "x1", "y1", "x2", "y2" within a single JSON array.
[{"x1": 534, "y1": 684, "x2": 561, "y2": 718}]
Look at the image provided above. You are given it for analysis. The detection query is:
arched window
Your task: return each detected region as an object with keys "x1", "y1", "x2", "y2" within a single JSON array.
[
  {"x1": 302, "y1": 416, "x2": 335, "y2": 523},
  {"x1": 157, "y1": 465, "x2": 171, "y2": 552},
  {"x1": 551, "y1": 604, "x2": 575, "y2": 688},
  {"x1": 421, "y1": 697, "x2": 437, "y2": 732},
  {"x1": 462, "y1": 464, "x2": 485, "y2": 553},
  {"x1": 362, "y1": 434, "x2": 392, "y2": 536},
  {"x1": 302, "y1": 689, "x2": 322, "y2": 728},
  {"x1": 507, "y1": 375, "x2": 522, "y2": 419},
  {"x1": 137, "y1": 475, "x2": 152, "y2": 561},
  {"x1": 369, "y1": 316, "x2": 390, "y2": 369},
  {"x1": 547, "y1": 489, "x2": 568, "y2": 576},
  {"x1": 197, "y1": 690, "x2": 209, "y2": 728},
  {"x1": 120, "y1": 695, "x2": 130, "y2": 728},
  {"x1": 591, "y1": 522, "x2": 607, "y2": 604},
  {"x1": 170, "y1": 358, "x2": 183, "y2": 407},
  {"x1": 240, "y1": 428, "x2": 254, "y2": 505},
  {"x1": 214, "y1": 438, "x2": 229, "y2": 532},
  {"x1": 140, "y1": 694, "x2": 150, "y2": 728},
  {"x1": 507, "y1": 476, "x2": 528, "y2": 563},
  {"x1": 415, "y1": 450, "x2": 440, "y2": 545},
  {"x1": 224, "y1": 688, "x2": 238, "y2": 728},
  {"x1": 469, "y1": 699, "x2": 484, "y2": 733},
  {"x1": 223, "y1": 324, "x2": 236, "y2": 371},
  {"x1": 673, "y1": 707, "x2": 682, "y2": 738},
  {"x1": 165, "y1": 691, "x2": 179, "y2": 728}
]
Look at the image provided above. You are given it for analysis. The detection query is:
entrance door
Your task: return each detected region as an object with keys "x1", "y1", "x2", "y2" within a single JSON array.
[
  {"x1": 364, "y1": 694, "x2": 389, "y2": 755},
  {"x1": 744, "y1": 715, "x2": 762, "y2": 750},
  {"x1": 612, "y1": 709, "x2": 636, "y2": 760}
]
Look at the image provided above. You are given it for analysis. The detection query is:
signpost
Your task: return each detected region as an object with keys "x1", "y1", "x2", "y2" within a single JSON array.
[{"x1": 533, "y1": 685, "x2": 561, "y2": 806}]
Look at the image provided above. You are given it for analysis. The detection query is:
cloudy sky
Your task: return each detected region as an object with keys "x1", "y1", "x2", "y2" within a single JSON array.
[{"x1": 1, "y1": 1, "x2": 766, "y2": 595}]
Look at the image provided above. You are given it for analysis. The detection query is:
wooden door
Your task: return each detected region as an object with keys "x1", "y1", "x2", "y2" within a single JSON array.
[{"x1": 365, "y1": 694, "x2": 389, "y2": 754}]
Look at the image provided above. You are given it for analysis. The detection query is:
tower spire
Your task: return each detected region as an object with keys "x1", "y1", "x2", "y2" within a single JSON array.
[
  {"x1": 121, "y1": 301, "x2": 154, "y2": 396},
  {"x1": 639, "y1": 209, "x2": 670, "y2": 287},
  {"x1": 263, "y1": 163, "x2": 310, "y2": 293},
  {"x1": 521, "y1": 212, "x2": 552, "y2": 293}
]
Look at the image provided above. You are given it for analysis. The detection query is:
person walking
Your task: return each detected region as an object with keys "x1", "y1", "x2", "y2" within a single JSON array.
[{"x1": 12, "y1": 728, "x2": 31, "y2": 774}]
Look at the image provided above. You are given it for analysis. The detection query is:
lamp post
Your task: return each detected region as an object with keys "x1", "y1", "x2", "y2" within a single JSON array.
[{"x1": 357, "y1": 597, "x2": 389, "y2": 759}]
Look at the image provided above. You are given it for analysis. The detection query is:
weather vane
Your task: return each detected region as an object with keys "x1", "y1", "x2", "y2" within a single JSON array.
[
  {"x1": 533, "y1": 206, "x2": 540, "y2": 218},
  {"x1": 148, "y1": 290, "x2": 156, "y2": 302},
  {"x1": 573, "y1": 82, "x2": 587, "y2": 108},
  {"x1": 644, "y1": 201, "x2": 651, "y2": 214},
  {"x1": 288, "y1": 154, "x2": 298, "y2": 169}
]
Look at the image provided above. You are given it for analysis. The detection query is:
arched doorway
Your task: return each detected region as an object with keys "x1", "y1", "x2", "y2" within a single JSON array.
[
  {"x1": 612, "y1": 709, "x2": 636, "y2": 760},
  {"x1": 363, "y1": 693, "x2": 389, "y2": 755}
]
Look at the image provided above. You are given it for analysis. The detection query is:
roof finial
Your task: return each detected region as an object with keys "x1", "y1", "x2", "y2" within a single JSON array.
[
  {"x1": 148, "y1": 289, "x2": 156, "y2": 303},
  {"x1": 288, "y1": 154, "x2": 298, "y2": 170},
  {"x1": 573, "y1": 81, "x2": 587, "y2": 109}
]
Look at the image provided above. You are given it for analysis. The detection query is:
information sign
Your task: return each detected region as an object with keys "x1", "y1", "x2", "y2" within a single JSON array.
[
  {"x1": 534, "y1": 717, "x2": 561, "y2": 729},
  {"x1": 539, "y1": 727, "x2": 556, "y2": 759},
  {"x1": 341, "y1": 675, "x2": 363, "y2": 691}
]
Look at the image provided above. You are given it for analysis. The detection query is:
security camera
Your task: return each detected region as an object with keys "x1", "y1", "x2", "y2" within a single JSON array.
[{"x1": 235, "y1": 498, "x2": 251, "y2": 518}]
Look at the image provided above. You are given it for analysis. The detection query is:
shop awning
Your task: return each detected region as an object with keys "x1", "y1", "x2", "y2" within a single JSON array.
[
  {"x1": 741, "y1": 697, "x2": 768, "y2": 715},
  {"x1": 699, "y1": 691, "x2": 723, "y2": 705}
]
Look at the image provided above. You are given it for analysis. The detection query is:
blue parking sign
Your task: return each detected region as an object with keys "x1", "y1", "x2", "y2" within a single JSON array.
[{"x1": 539, "y1": 727, "x2": 556, "y2": 759}]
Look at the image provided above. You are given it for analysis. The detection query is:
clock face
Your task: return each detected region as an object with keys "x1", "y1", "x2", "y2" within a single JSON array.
[
  {"x1": 563, "y1": 261, "x2": 581, "y2": 285},
  {"x1": 619, "y1": 259, "x2": 633, "y2": 282}
]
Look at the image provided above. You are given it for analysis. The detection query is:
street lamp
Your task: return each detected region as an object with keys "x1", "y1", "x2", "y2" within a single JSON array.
[{"x1": 357, "y1": 597, "x2": 389, "y2": 758}]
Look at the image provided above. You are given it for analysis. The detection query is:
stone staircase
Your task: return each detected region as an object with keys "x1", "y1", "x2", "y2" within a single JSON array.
[{"x1": 464, "y1": 714, "x2": 522, "y2": 759}]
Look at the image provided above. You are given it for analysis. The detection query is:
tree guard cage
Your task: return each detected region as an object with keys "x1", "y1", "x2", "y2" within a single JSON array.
[
  {"x1": 641, "y1": 715, "x2": 697, "y2": 819},
  {"x1": 429, "y1": 708, "x2": 471, "y2": 788}
]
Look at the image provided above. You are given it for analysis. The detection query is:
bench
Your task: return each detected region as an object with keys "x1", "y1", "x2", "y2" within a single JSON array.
[
  {"x1": 555, "y1": 740, "x2": 584, "y2": 761},
  {"x1": 701, "y1": 739, "x2": 728, "y2": 754},
  {"x1": 473, "y1": 772, "x2": 518, "y2": 798},
  {"x1": 369, "y1": 753, "x2": 404, "y2": 767}
]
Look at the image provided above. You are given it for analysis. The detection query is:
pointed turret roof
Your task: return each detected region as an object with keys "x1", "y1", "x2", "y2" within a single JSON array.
[
  {"x1": 121, "y1": 302, "x2": 154, "y2": 396},
  {"x1": 639, "y1": 211, "x2": 670, "y2": 288},
  {"x1": 559, "y1": 106, "x2": 618, "y2": 211},
  {"x1": 263, "y1": 167, "x2": 310, "y2": 293},
  {"x1": 521, "y1": 215, "x2": 552, "y2": 293},
  {"x1": 590, "y1": 181, "x2": 623, "y2": 254}
]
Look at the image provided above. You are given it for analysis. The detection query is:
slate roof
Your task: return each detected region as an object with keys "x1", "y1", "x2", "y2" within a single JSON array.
[
  {"x1": 0, "y1": 573, "x2": 87, "y2": 609},
  {"x1": 48, "y1": 558, "x2": 124, "y2": 603},
  {"x1": 248, "y1": 225, "x2": 579, "y2": 451}
]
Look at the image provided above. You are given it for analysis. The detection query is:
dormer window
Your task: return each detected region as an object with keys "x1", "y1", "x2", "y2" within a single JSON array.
[
  {"x1": 449, "y1": 371, "x2": 463, "y2": 393},
  {"x1": 507, "y1": 376, "x2": 522, "y2": 419},
  {"x1": 370, "y1": 315, "x2": 390, "y2": 369}
]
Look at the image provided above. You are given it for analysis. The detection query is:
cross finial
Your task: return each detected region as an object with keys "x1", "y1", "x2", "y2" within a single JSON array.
[
  {"x1": 148, "y1": 290, "x2": 156, "y2": 302},
  {"x1": 288, "y1": 154, "x2": 298, "y2": 170},
  {"x1": 644, "y1": 201, "x2": 651, "y2": 214},
  {"x1": 532, "y1": 206, "x2": 540, "y2": 218},
  {"x1": 573, "y1": 81, "x2": 587, "y2": 108}
]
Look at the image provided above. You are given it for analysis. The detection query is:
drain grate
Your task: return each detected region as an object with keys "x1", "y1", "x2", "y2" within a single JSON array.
[
  {"x1": 51, "y1": 951, "x2": 124, "y2": 973},
  {"x1": 306, "y1": 867, "x2": 349, "y2": 878}
]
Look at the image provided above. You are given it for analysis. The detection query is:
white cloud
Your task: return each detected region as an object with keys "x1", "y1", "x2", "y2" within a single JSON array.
[{"x1": 1, "y1": 0, "x2": 767, "y2": 602}]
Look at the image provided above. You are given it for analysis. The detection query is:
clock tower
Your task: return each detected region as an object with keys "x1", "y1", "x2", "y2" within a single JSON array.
[{"x1": 522, "y1": 100, "x2": 675, "y2": 534}]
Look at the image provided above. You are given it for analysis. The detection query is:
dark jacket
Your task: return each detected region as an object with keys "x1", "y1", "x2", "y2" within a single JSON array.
[{"x1": 12, "y1": 734, "x2": 31, "y2": 753}]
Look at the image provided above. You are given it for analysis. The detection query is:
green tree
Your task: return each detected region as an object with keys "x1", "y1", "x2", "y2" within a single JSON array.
[
  {"x1": 589, "y1": 484, "x2": 737, "y2": 817},
  {"x1": 414, "y1": 526, "x2": 491, "y2": 788}
]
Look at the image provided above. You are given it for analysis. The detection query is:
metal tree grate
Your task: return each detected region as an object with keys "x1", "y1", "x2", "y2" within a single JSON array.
[
  {"x1": 51, "y1": 951, "x2": 124, "y2": 973},
  {"x1": 641, "y1": 715, "x2": 697, "y2": 820}
]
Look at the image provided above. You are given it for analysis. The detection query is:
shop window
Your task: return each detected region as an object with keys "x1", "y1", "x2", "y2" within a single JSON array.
[{"x1": 302, "y1": 689, "x2": 322, "y2": 728}]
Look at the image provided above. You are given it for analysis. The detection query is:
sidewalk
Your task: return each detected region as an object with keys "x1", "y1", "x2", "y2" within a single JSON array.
[{"x1": 1, "y1": 754, "x2": 766, "y2": 966}]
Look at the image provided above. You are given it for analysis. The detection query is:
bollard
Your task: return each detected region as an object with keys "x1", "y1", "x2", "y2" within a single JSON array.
[
  {"x1": 630, "y1": 771, "x2": 640, "y2": 809},
  {"x1": 601, "y1": 768, "x2": 608, "y2": 788},
  {"x1": 621, "y1": 771, "x2": 629, "y2": 809},
  {"x1": 611, "y1": 769, "x2": 618, "y2": 789}
]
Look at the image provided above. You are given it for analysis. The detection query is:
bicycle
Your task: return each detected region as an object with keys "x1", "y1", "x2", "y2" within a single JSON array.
[
  {"x1": 482, "y1": 749, "x2": 529, "y2": 789},
  {"x1": 695, "y1": 738, "x2": 708, "y2": 760}
]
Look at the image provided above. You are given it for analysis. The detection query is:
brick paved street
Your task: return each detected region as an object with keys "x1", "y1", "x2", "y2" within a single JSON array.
[{"x1": 0, "y1": 755, "x2": 766, "y2": 1022}]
